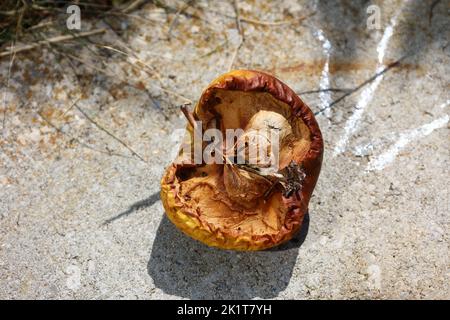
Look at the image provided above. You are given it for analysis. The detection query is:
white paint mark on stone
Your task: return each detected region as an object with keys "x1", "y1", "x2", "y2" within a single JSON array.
[
  {"x1": 333, "y1": 74, "x2": 384, "y2": 156},
  {"x1": 376, "y1": 20, "x2": 396, "y2": 65},
  {"x1": 367, "y1": 264, "x2": 382, "y2": 290},
  {"x1": 367, "y1": 114, "x2": 449, "y2": 171},
  {"x1": 319, "y1": 235, "x2": 328, "y2": 245},
  {"x1": 438, "y1": 99, "x2": 450, "y2": 109},
  {"x1": 315, "y1": 29, "x2": 333, "y2": 118},
  {"x1": 66, "y1": 264, "x2": 81, "y2": 291},
  {"x1": 333, "y1": 6, "x2": 405, "y2": 156}
]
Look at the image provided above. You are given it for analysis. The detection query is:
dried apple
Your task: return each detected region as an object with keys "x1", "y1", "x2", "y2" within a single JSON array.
[{"x1": 161, "y1": 70, "x2": 323, "y2": 250}]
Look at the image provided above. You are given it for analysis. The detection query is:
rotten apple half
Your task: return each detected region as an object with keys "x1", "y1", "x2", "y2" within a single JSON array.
[{"x1": 161, "y1": 70, "x2": 323, "y2": 250}]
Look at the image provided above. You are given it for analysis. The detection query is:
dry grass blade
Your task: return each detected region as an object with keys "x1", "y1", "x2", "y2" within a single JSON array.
[
  {"x1": 63, "y1": 49, "x2": 192, "y2": 105},
  {"x1": 240, "y1": 11, "x2": 316, "y2": 26},
  {"x1": 99, "y1": 44, "x2": 163, "y2": 83},
  {"x1": 98, "y1": 43, "x2": 192, "y2": 103},
  {"x1": 0, "y1": 29, "x2": 106, "y2": 58},
  {"x1": 298, "y1": 88, "x2": 352, "y2": 95},
  {"x1": 60, "y1": 96, "x2": 82, "y2": 118},
  {"x1": 228, "y1": 0, "x2": 244, "y2": 71},
  {"x1": 122, "y1": 0, "x2": 148, "y2": 14},
  {"x1": 74, "y1": 103, "x2": 147, "y2": 163},
  {"x1": 2, "y1": 36, "x2": 16, "y2": 135},
  {"x1": 233, "y1": 0, "x2": 244, "y2": 38},
  {"x1": 26, "y1": 20, "x2": 54, "y2": 31},
  {"x1": 37, "y1": 110, "x2": 133, "y2": 160},
  {"x1": 167, "y1": 0, "x2": 195, "y2": 39},
  {"x1": 27, "y1": 30, "x2": 150, "y2": 163},
  {"x1": 227, "y1": 38, "x2": 243, "y2": 71}
]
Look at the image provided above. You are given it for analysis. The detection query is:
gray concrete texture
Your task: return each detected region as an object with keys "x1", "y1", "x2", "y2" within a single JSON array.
[{"x1": 0, "y1": 0, "x2": 449, "y2": 299}]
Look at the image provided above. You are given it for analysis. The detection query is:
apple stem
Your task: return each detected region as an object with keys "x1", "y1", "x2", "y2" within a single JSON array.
[{"x1": 180, "y1": 103, "x2": 197, "y2": 130}]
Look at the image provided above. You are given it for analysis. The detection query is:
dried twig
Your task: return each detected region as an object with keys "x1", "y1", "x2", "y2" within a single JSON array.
[
  {"x1": 314, "y1": 55, "x2": 408, "y2": 116},
  {"x1": 0, "y1": 29, "x2": 106, "y2": 58},
  {"x1": 74, "y1": 104, "x2": 147, "y2": 163}
]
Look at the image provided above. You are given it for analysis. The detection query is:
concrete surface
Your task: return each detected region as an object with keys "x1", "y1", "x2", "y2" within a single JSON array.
[{"x1": 0, "y1": 0, "x2": 449, "y2": 299}]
